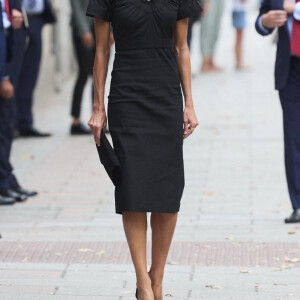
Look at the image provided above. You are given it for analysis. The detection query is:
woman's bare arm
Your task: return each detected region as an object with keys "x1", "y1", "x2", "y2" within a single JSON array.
[
  {"x1": 93, "y1": 18, "x2": 110, "y2": 113},
  {"x1": 88, "y1": 18, "x2": 111, "y2": 146},
  {"x1": 174, "y1": 19, "x2": 198, "y2": 139}
]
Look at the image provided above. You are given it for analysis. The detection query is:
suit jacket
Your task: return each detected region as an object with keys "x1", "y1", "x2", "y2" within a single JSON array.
[
  {"x1": 1, "y1": 0, "x2": 22, "y2": 62},
  {"x1": 0, "y1": 3, "x2": 5, "y2": 80},
  {"x1": 255, "y1": 0, "x2": 292, "y2": 90},
  {"x1": 0, "y1": 0, "x2": 21, "y2": 29},
  {"x1": 12, "y1": 0, "x2": 21, "y2": 11},
  {"x1": 25, "y1": 0, "x2": 56, "y2": 24},
  {"x1": 70, "y1": 0, "x2": 93, "y2": 38},
  {"x1": 0, "y1": 2, "x2": 3, "y2": 30}
]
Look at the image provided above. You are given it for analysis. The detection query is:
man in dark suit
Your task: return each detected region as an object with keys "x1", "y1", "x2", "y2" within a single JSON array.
[
  {"x1": 14, "y1": 0, "x2": 55, "y2": 137},
  {"x1": 256, "y1": 0, "x2": 300, "y2": 223},
  {"x1": 0, "y1": 0, "x2": 38, "y2": 205}
]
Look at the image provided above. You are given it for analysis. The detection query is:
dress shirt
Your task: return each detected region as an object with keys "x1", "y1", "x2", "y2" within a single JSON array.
[
  {"x1": 258, "y1": 0, "x2": 300, "y2": 36},
  {"x1": 1, "y1": 0, "x2": 11, "y2": 29},
  {"x1": 22, "y1": 0, "x2": 45, "y2": 14}
]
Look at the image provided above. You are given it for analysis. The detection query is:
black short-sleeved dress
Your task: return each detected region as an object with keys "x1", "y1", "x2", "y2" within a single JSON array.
[{"x1": 87, "y1": 0, "x2": 202, "y2": 214}]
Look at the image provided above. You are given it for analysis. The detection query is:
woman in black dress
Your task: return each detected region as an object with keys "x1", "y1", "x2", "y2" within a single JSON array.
[{"x1": 87, "y1": 0, "x2": 201, "y2": 299}]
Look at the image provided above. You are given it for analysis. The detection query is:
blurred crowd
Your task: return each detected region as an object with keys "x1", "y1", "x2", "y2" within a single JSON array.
[{"x1": 0, "y1": 0, "x2": 55, "y2": 205}]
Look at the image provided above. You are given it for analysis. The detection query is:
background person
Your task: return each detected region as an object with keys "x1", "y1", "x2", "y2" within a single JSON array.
[
  {"x1": 232, "y1": 0, "x2": 248, "y2": 70},
  {"x1": 69, "y1": 0, "x2": 94, "y2": 135},
  {"x1": 255, "y1": 0, "x2": 300, "y2": 223},
  {"x1": 14, "y1": 0, "x2": 55, "y2": 138},
  {"x1": 200, "y1": 0, "x2": 225, "y2": 72},
  {"x1": 0, "y1": 0, "x2": 37, "y2": 205}
]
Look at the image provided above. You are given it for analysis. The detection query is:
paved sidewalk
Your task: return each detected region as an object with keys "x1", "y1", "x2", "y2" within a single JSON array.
[{"x1": 1, "y1": 3, "x2": 300, "y2": 300}]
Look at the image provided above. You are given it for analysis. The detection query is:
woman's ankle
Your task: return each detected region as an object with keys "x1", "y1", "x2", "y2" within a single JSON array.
[
  {"x1": 148, "y1": 271, "x2": 163, "y2": 300},
  {"x1": 136, "y1": 274, "x2": 154, "y2": 300},
  {"x1": 148, "y1": 269, "x2": 163, "y2": 285},
  {"x1": 137, "y1": 272, "x2": 152, "y2": 287}
]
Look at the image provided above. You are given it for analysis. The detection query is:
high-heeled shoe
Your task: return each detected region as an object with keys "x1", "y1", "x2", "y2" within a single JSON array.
[{"x1": 135, "y1": 288, "x2": 138, "y2": 299}]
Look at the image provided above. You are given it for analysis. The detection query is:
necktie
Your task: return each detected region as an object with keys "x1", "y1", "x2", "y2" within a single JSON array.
[
  {"x1": 291, "y1": 0, "x2": 300, "y2": 56},
  {"x1": 4, "y1": 0, "x2": 11, "y2": 21}
]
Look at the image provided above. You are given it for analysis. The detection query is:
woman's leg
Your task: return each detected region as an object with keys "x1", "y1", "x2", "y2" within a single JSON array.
[
  {"x1": 149, "y1": 213, "x2": 178, "y2": 300},
  {"x1": 122, "y1": 212, "x2": 154, "y2": 300}
]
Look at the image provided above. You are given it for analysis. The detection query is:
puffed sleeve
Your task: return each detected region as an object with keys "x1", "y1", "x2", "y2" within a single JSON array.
[
  {"x1": 177, "y1": 0, "x2": 203, "y2": 21},
  {"x1": 86, "y1": 0, "x2": 112, "y2": 22}
]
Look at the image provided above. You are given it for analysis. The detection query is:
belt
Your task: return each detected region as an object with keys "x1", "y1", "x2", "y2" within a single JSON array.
[{"x1": 116, "y1": 39, "x2": 173, "y2": 51}]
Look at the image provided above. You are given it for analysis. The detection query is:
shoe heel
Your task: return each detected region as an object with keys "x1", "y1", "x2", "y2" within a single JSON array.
[{"x1": 135, "y1": 288, "x2": 138, "y2": 299}]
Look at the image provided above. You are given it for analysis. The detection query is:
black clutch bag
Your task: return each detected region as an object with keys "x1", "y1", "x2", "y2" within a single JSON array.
[{"x1": 96, "y1": 131, "x2": 121, "y2": 186}]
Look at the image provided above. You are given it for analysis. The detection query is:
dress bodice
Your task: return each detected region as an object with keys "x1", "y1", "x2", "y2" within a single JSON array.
[{"x1": 87, "y1": 0, "x2": 202, "y2": 51}]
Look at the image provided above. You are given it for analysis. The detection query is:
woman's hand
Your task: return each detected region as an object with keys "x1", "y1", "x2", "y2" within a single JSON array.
[
  {"x1": 183, "y1": 105, "x2": 198, "y2": 139},
  {"x1": 88, "y1": 109, "x2": 107, "y2": 146}
]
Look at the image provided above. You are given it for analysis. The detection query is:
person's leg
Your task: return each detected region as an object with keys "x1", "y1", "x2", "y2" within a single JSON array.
[
  {"x1": 235, "y1": 29, "x2": 243, "y2": 69},
  {"x1": 210, "y1": 0, "x2": 225, "y2": 49},
  {"x1": 0, "y1": 96, "x2": 20, "y2": 204},
  {"x1": 0, "y1": 117, "x2": 27, "y2": 200},
  {"x1": 4, "y1": 29, "x2": 36, "y2": 194},
  {"x1": 9, "y1": 27, "x2": 27, "y2": 85},
  {"x1": 0, "y1": 29, "x2": 6, "y2": 80},
  {"x1": 0, "y1": 32, "x2": 8, "y2": 187},
  {"x1": 280, "y1": 59, "x2": 300, "y2": 215},
  {"x1": 122, "y1": 212, "x2": 154, "y2": 300},
  {"x1": 200, "y1": 0, "x2": 225, "y2": 72},
  {"x1": 149, "y1": 213, "x2": 178, "y2": 300},
  {"x1": 9, "y1": 27, "x2": 27, "y2": 131},
  {"x1": 0, "y1": 98, "x2": 17, "y2": 190},
  {"x1": 200, "y1": 6, "x2": 215, "y2": 71},
  {"x1": 280, "y1": 96, "x2": 300, "y2": 211},
  {"x1": 15, "y1": 17, "x2": 44, "y2": 132},
  {"x1": 209, "y1": 0, "x2": 225, "y2": 70},
  {"x1": 5, "y1": 98, "x2": 19, "y2": 189},
  {"x1": 71, "y1": 32, "x2": 93, "y2": 123}
]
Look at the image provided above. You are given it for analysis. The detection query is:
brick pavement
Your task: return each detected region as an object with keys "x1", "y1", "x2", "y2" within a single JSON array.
[{"x1": 1, "y1": 3, "x2": 300, "y2": 300}]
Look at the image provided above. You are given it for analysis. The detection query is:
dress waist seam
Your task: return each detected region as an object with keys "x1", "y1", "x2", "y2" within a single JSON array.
[{"x1": 115, "y1": 39, "x2": 174, "y2": 52}]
